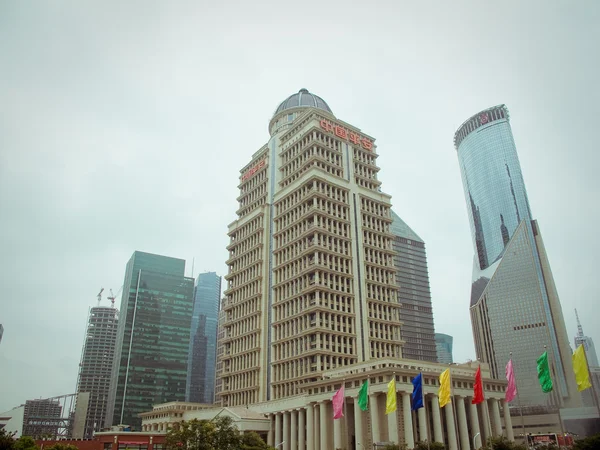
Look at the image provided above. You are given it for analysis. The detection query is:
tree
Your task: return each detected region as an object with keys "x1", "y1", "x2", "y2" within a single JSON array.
[
  {"x1": 44, "y1": 445, "x2": 78, "y2": 450},
  {"x1": 240, "y1": 432, "x2": 273, "y2": 450},
  {"x1": 0, "y1": 429, "x2": 16, "y2": 450},
  {"x1": 14, "y1": 437, "x2": 38, "y2": 450},
  {"x1": 165, "y1": 416, "x2": 243, "y2": 450},
  {"x1": 413, "y1": 441, "x2": 445, "y2": 450},
  {"x1": 573, "y1": 434, "x2": 600, "y2": 450},
  {"x1": 481, "y1": 437, "x2": 527, "y2": 450}
]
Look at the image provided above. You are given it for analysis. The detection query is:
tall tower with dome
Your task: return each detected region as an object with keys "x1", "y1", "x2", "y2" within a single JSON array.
[{"x1": 218, "y1": 89, "x2": 403, "y2": 406}]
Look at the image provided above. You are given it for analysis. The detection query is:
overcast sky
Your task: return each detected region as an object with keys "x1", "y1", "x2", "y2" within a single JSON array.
[{"x1": 1, "y1": 1, "x2": 598, "y2": 412}]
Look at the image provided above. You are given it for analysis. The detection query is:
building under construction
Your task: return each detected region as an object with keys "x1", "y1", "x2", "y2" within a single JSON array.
[{"x1": 75, "y1": 289, "x2": 119, "y2": 438}]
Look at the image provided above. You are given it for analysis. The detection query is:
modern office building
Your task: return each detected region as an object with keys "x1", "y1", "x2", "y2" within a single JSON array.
[
  {"x1": 22, "y1": 399, "x2": 62, "y2": 438},
  {"x1": 106, "y1": 251, "x2": 194, "y2": 429},
  {"x1": 454, "y1": 105, "x2": 580, "y2": 407},
  {"x1": 220, "y1": 88, "x2": 403, "y2": 407},
  {"x1": 390, "y1": 211, "x2": 437, "y2": 362},
  {"x1": 435, "y1": 333, "x2": 453, "y2": 364},
  {"x1": 574, "y1": 308, "x2": 599, "y2": 367},
  {"x1": 186, "y1": 272, "x2": 222, "y2": 404},
  {"x1": 75, "y1": 305, "x2": 118, "y2": 438}
]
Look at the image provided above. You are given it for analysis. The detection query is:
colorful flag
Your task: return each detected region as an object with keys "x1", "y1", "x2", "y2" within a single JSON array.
[
  {"x1": 411, "y1": 373, "x2": 424, "y2": 411},
  {"x1": 572, "y1": 344, "x2": 592, "y2": 392},
  {"x1": 505, "y1": 359, "x2": 517, "y2": 403},
  {"x1": 438, "y1": 368, "x2": 451, "y2": 408},
  {"x1": 332, "y1": 385, "x2": 344, "y2": 419},
  {"x1": 536, "y1": 351, "x2": 553, "y2": 393},
  {"x1": 385, "y1": 378, "x2": 397, "y2": 414},
  {"x1": 357, "y1": 380, "x2": 369, "y2": 411},
  {"x1": 472, "y1": 366, "x2": 485, "y2": 404}
]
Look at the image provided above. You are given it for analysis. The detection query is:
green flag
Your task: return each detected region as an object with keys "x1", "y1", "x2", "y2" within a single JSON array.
[
  {"x1": 536, "y1": 351, "x2": 553, "y2": 393},
  {"x1": 358, "y1": 380, "x2": 369, "y2": 411}
]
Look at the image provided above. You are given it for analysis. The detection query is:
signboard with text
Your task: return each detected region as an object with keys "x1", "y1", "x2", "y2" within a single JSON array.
[{"x1": 319, "y1": 119, "x2": 373, "y2": 151}]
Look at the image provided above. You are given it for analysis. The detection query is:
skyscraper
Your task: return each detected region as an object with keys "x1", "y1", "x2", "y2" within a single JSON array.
[
  {"x1": 76, "y1": 305, "x2": 118, "y2": 438},
  {"x1": 435, "y1": 333, "x2": 453, "y2": 364},
  {"x1": 186, "y1": 272, "x2": 222, "y2": 404},
  {"x1": 390, "y1": 210, "x2": 437, "y2": 362},
  {"x1": 220, "y1": 89, "x2": 402, "y2": 406},
  {"x1": 106, "y1": 251, "x2": 194, "y2": 429},
  {"x1": 574, "y1": 308, "x2": 599, "y2": 367},
  {"x1": 454, "y1": 105, "x2": 580, "y2": 407}
]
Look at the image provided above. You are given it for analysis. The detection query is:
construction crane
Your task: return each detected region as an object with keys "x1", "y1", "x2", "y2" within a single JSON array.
[
  {"x1": 107, "y1": 285, "x2": 123, "y2": 308},
  {"x1": 97, "y1": 288, "x2": 104, "y2": 306}
]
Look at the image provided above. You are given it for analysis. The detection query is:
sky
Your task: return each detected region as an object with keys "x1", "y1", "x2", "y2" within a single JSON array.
[{"x1": 0, "y1": 1, "x2": 599, "y2": 412}]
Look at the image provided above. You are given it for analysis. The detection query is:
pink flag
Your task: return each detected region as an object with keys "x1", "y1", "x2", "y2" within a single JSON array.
[
  {"x1": 332, "y1": 385, "x2": 345, "y2": 419},
  {"x1": 505, "y1": 359, "x2": 517, "y2": 403}
]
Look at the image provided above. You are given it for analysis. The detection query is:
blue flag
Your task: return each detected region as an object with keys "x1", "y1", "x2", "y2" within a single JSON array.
[{"x1": 411, "y1": 372, "x2": 424, "y2": 410}]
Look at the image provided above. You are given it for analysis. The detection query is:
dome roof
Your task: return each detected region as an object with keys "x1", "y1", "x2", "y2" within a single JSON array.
[{"x1": 274, "y1": 88, "x2": 332, "y2": 116}]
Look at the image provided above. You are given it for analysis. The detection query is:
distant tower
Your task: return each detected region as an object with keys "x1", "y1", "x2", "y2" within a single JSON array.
[
  {"x1": 574, "y1": 308, "x2": 599, "y2": 367},
  {"x1": 390, "y1": 211, "x2": 437, "y2": 362},
  {"x1": 0, "y1": 324, "x2": 3, "y2": 344},
  {"x1": 454, "y1": 105, "x2": 580, "y2": 407},
  {"x1": 435, "y1": 333, "x2": 453, "y2": 364},
  {"x1": 106, "y1": 251, "x2": 195, "y2": 429},
  {"x1": 186, "y1": 272, "x2": 222, "y2": 403},
  {"x1": 76, "y1": 302, "x2": 118, "y2": 438}
]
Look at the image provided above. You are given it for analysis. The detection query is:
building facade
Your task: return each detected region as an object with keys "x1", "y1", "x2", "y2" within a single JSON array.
[
  {"x1": 76, "y1": 306, "x2": 119, "y2": 438},
  {"x1": 143, "y1": 360, "x2": 513, "y2": 450},
  {"x1": 220, "y1": 89, "x2": 402, "y2": 407},
  {"x1": 186, "y1": 272, "x2": 222, "y2": 404},
  {"x1": 22, "y1": 399, "x2": 62, "y2": 438},
  {"x1": 106, "y1": 251, "x2": 194, "y2": 430},
  {"x1": 390, "y1": 211, "x2": 437, "y2": 362},
  {"x1": 454, "y1": 105, "x2": 580, "y2": 407},
  {"x1": 435, "y1": 333, "x2": 453, "y2": 364}
]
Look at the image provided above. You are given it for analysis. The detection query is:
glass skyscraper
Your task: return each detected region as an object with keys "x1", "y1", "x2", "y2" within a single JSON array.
[
  {"x1": 454, "y1": 105, "x2": 580, "y2": 407},
  {"x1": 106, "y1": 251, "x2": 194, "y2": 429},
  {"x1": 390, "y1": 211, "x2": 437, "y2": 362},
  {"x1": 435, "y1": 333, "x2": 453, "y2": 364},
  {"x1": 186, "y1": 272, "x2": 221, "y2": 404}
]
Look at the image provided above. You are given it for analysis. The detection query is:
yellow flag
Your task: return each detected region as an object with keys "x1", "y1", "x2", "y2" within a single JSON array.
[
  {"x1": 439, "y1": 368, "x2": 451, "y2": 407},
  {"x1": 385, "y1": 378, "x2": 397, "y2": 414},
  {"x1": 572, "y1": 344, "x2": 592, "y2": 392}
]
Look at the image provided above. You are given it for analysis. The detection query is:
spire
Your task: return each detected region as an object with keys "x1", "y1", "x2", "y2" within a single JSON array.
[{"x1": 575, "y1": 308, "x2": 584, "y2": 337}]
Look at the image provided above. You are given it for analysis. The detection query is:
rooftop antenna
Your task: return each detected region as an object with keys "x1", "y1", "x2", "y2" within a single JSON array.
[
  {"x1": 191, "y1": 257, "x2": 195, "y2": 279},
  {"x1": 97, "y1": 288, "x2": 104, "y2": 306},
  {"x1": 575, "y1": 308, "x2": 584, "y2": 337}
]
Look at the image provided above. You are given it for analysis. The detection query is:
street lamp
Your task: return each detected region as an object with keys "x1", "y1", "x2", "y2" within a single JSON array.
[
  {"x1": 275, "y1": 442, "x2": 285, "y2": 448},
  {"x1": 473, "y1": 432, "x2": 481, "y2": 450}
]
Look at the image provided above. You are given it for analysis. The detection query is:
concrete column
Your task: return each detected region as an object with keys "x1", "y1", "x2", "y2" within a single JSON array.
[
  {"x1": 306, "y1": 405, "x2": 314, "y2": 450},
  {"x1": 313, "y1": 404, "x2": 320, "y2": 450},
  {"x1": 430, "y1": 395, "x2": 443, "y2": 443},
  {"x1": 268, "y1": 414, "x2": 274, "y2": 447},
  {"x1": 469, "y1": 401, "x2": 481, "y2": 449},
  {"x1": 283, "y1": 412, "x2": 290, "y2": 450},
  {"x1": 417, "y1": 407, "x2": 428, "y2": 443},
  {"x1": 299, "y1": 408, "x2": 306, "y2": 450},
  {"x1": 354, "y1": 398, "x2": 364, "y2": 449},
  {"x1": 402, "y1": 393, "x2": 414, "y2": 449},
  {"x1": 334, "y1": 416, "x2": 343, "y2": 449},
  {"x1": 275, "y1": 413, "x2": 282, "y2": 448},
  {"x1": 502, "y1": 400, "x2": 514, "y2": 441},
  {"x1": 291, "y1": 409, "x2": 298, "y2": 450},
  {"x1": 456, "y1": 397, "x2": 470, "y2": 450},
  {"x1": 387, "y1": 400, "x2": 399, "y2": 444},
  {"x1": 369, "y1": 394, "x2": 381, "y2": 443},
  {"x1": 491, "y1": 398, "x2": 503, "y2": 437},
  {"x1": 481, "y1": 400, "x2": 492, "y2": 441},
  {"x1": 319, "y1": 402, "x2": 327, "y2": 450},
  {"x1": 444, "y1": 401, "x2": 458, "y2": 450}
]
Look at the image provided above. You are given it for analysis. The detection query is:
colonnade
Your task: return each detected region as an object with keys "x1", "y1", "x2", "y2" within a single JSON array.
[{"x1": 267, "y1": 393, "x2": 513, "y2": 450}]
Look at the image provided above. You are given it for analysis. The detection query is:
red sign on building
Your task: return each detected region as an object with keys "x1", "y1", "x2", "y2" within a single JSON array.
[
  {"x1": 241, "y1": 159, "x2": 267, "y2": 182},
  {"x1": 319, "y1": 120, "x2": 373, "y2": 151}
]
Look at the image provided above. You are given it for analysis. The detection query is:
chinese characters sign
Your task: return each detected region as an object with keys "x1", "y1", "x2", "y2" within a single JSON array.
[
  {"x1": 241, "y1": 159, "x2": 266, "y2": 182},
  {"x1": 319, "y1": 120, "x2": 373, "y2": 151}
]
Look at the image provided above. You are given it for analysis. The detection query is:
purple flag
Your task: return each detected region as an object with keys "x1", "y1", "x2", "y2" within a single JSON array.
[
  {"x1": 505, "y1": 359, "x2": 517, "y2": 403},
  {"x1": 332, "y1": 385, "x2": 345, "y2": 419}
]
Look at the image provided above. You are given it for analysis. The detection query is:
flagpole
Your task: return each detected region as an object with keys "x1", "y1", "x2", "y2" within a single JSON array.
[
  {"x1": 509, "y1": 352, "x2": 527, "y2": 447},
  {"x1": 343, "y1": 378, "x2": 349, "y2": 450},
  {"x1": 544, "y1": 345, "x2": 566, "y2": 449}
]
